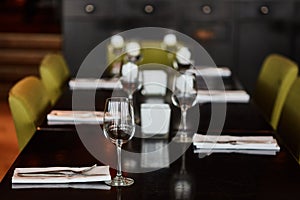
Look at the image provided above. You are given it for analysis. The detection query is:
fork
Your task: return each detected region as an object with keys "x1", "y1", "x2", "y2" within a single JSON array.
[
  {"x1": 216, "y1": 140, "x2": 271, "y2": 145},
  {"x1": 17, "y1": 164, "x2": 98, "y2": 177}
]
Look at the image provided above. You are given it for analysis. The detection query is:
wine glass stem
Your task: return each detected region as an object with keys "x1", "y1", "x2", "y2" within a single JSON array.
[
  {"x1": 182, "y1": 110, "x2": 187, "y2": 131},
  {"x1": 117, "y1": 145, "x2": 122, "y2": 177}
]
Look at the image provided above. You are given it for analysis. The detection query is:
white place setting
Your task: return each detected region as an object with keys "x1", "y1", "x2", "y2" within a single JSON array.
[
  {"x1": 193, "y1": 133, "x2": 280, "y2": 155},
  {"x1": 196, "y1": 89, "x2": 250, "y2": 104},
  {"x1": 47, "y1": 110, "x2": 106, "y2": 125},
  {"x1": 68, "y1": 78, "x2": 122, "y2": 90},
  {"x1": 187, "y1": 66, "x2": 232, "y2": 77},
  {"x1": 12, "y1": 165, "x2": 111, "y2": 184}
]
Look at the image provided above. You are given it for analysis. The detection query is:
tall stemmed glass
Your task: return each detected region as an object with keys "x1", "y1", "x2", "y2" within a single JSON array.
[
  {"x1": 171, "y1": 72, "x2": 197, "y2": 143},
  {"x1": 103, "y1": 97, "x2": 135, "y2": 186},
  {"x1": 120, "y1": 62, "x2": 141, "y2": 100}
]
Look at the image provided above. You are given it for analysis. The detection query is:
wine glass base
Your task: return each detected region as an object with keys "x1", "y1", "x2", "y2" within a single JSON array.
[{"x1": 105, "y1": 176, "x2": 134, "y2": 187}]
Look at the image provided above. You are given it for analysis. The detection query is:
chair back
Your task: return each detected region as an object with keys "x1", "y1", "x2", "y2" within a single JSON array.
[
  {"x1": 253, "y1": 54, "x2": 298, "y2": 129},
  {"x1": 277, "y1": 78, "x2": 300, "y2": 165},
  {"x1": 139, "y1": 41, "x2": 175, "y2": 67},
  {"x1": 8, "y1": 76, "x2": 51, "y2": 150},
  {"x1": 39, "y1": 53, "x2": 70, "y2": 105},
  {"x1": 107, "y1": 41, "x2": 175, "y2": 72}
]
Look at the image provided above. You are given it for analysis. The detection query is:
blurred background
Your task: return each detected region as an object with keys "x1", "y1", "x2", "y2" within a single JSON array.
[
  {"x1": 0, "y1": 0, "x2": 61, "y2": 100},
  {"x1": 1, "y1": 0, "x2": 300, "y2": 98}
]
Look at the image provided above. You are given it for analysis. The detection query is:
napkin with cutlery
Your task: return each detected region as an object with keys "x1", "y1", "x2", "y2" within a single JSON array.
[
  {"x1": 12, "y1": 183, "x2": 111, "y2": 190},
  {"x1": 12, "y1": 165, "x2": 111, "y2": 184},
  {"x1": 193, "y1": 134, "x2": 280, "y2": 155},
  {"x1": 69, "y1": 78, "x2": 122, "y2": 90},
  {"x1": 187, "y1": 67, "x2": 231, "y2": 77},
  {"x1": 47, "y1": 110, "x2": 104, "y2": 125},
  {"x1": 196, "y1": 90, "x2": 250, "y2": 103}
]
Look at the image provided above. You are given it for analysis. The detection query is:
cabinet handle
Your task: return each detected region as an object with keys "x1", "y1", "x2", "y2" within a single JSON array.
[
  {"x1": 84, "y1": 4, "x2": 95, "y2": 13},
  {"x1": 202, "y1": 5, "x2": 212, "y2": 15},
  {"x1": 144, "y1": 4, "x2": 155, "y2": 14},
  {"x1": 260, "y1": 5, "x2": 270, "y2": 15}
]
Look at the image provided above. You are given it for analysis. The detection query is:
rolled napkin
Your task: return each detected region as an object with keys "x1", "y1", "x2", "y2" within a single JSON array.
[
  {"x1": 176, "y1": 47, "x2": 192, "y2": 65},
  {"x1": 121, "y1": 62, "x2": 139, "y2": 81},
  {"x1": 163, "y1": 33, "x2": 177, "y2": 47},
  {"x1": 110, "y1": 34, "x2": 124, "y2": 49},
  {"x1": 47, "y1": 110, "x2": 105, "y2": 125},
  {"x1": 125, "y1": 41, "x2": 141, "y2": 57},
  {"x1": 12, "y1": 165, "x2": 111, "y2": 184},
  {"x1": 69, "y1": 78, "x2": 122, "y2": 90},
  {"x1": 187, "y1": 67, "x2": 231, "y2": 77},
  {"x1": 197, "y1": 90, "x2": 250, "y2": 103},
  {"x1": 193, "y1": 134, "x2": 280, "y2": 151}
]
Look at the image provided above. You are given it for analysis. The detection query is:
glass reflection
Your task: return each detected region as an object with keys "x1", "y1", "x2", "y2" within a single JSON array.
[
  {"x1": 141, "y1": 139, "x2": 170, "y2": 169},
  {"x1": 171, "y1": 145, "x2": 194, "y2": 200}
]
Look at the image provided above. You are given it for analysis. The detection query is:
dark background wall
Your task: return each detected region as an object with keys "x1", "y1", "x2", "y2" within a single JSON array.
[{"x1": 62, "y1": 0, "x2": 300, "y2": 93}]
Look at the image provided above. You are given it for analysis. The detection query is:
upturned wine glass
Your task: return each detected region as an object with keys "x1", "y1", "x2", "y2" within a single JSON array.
[
  {"x1": 171, "y1": 72, "x2": 197, "y2": 143},
  {"x1": 103, "y1": 97, "x2": 135, "y2": 186},
  {"x1": 120, "y1": 62, "x2": 141, "y2": 100}
]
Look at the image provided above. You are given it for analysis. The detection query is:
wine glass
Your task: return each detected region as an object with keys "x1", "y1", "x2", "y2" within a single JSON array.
[
  {"x1": 120, "y1": 62, "x2": 141, "y2": 100},
  {"x1": 103, "y1": 97, "x2": 135, "y2": 186},
  {"x1": 171, "y1": 72, "x2": 197, "y2": 143}
]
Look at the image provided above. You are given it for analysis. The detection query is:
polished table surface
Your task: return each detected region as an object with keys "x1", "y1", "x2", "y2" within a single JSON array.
[
  {"x1": 1, "y1": 75, "x2": 299, "y2": 199},
  {"x1": 0, "y1": 129, "x2": 299, "y2": 200}
]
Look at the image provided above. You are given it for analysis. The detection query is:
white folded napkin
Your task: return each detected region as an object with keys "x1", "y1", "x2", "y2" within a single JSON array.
[
  {"x1": 197, "y1": 90, "x2": 250, "y2": 103},
  {"x1": 69, "y1": 78, "x2": 122, "y2": 90},
  {"x1": 12, "y1": 166, "x2": 111, "y2": 184},
  {"x1": 12, "y1": 183, "x2": 111, "y2": 190},
  {"x1": 141, "y1": 70, "x2": 168, "y2": 95},
  {"x1": 47, "y1": 110, "x2": 104, "y2": 125},
  {"x1": 187, "y1": 67, "x2": 231, "y2": 77},
  {"x1": 195, "y1": 149, "x2": 277, "y2": 156},
  {"x1": 193, "y1": 134, "x2": 280, "y2": 151}
]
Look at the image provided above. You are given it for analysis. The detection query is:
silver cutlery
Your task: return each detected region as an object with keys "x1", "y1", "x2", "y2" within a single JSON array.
[
  {"x1": 17, "y1": 164, "x2": 99, "y2": 177},
  {"x1": 214, "y1": 140, "x2": 273, "y2": 145},
  {"x1": 195, "y1": 140, "x2": 273, "y2": 145},
  {"x1": 52, "y1": 112, "x2": 103, "y2": 118}
]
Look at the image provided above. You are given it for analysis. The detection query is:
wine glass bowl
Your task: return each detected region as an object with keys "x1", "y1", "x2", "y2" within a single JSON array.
[
  {"x1": 103, "y1": 97, "x2": 135, "y2": 186},
  {"x1": 171, "y1": 72, "x2": 197, "y2": 143},
  {"x1": 104, "y1": 123, "x2": 134, "y2": 145}
]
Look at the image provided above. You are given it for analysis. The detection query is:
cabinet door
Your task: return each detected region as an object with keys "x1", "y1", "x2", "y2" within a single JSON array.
[
  {"x1": 237, "y1": 1, "x2": 294, "y2": 93},
  {"x1": 181, "y1": 0, "x2": 235, "y2": 68}
]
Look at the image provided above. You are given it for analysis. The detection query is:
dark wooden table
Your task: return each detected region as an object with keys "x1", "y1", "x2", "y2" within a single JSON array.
[
  {"x1": 0, "y1": 129, "x2": 299, "y2": 200},
  {"x1": 38, "y1": 76, "x2": 273, "y2": 135},
  {"x1": 2, "y1": 75, "x2": 299, "y2": 199}
]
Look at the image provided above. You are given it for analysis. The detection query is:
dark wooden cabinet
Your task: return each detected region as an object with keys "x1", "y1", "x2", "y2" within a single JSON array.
[
  {"x1": 180, "y1": 0, "x2": 235, "y2": 75},
  {"x1": 62, "y1": 0, "x2": 300, "y2": 93},
  {"x1": 236, "y1": 0, "x2": 295, "y2": 92}
]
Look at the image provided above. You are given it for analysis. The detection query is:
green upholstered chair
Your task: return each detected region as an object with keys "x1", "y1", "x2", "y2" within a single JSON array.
[
  {"x1": 138, "y1": 41, "x2": 175, "y2": 67},
  {"x1": 8, "y1": 76, "x2": 51, "y2": 150},
  {"x1": 253, "y1": 54, "x2": 298, "y2": 130},
  {"x1": 277, "y1": 78, "x2": 300, "y2": 165},
  {"x1": 107, "y1": 41, "x2": 175, "y2": 70},
  {"x1": 137, "y1": 41, "x2": 178, "y2": 96},
  {"x1": 39, "y1": 53, "x2": 70, "y2": 105}
]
